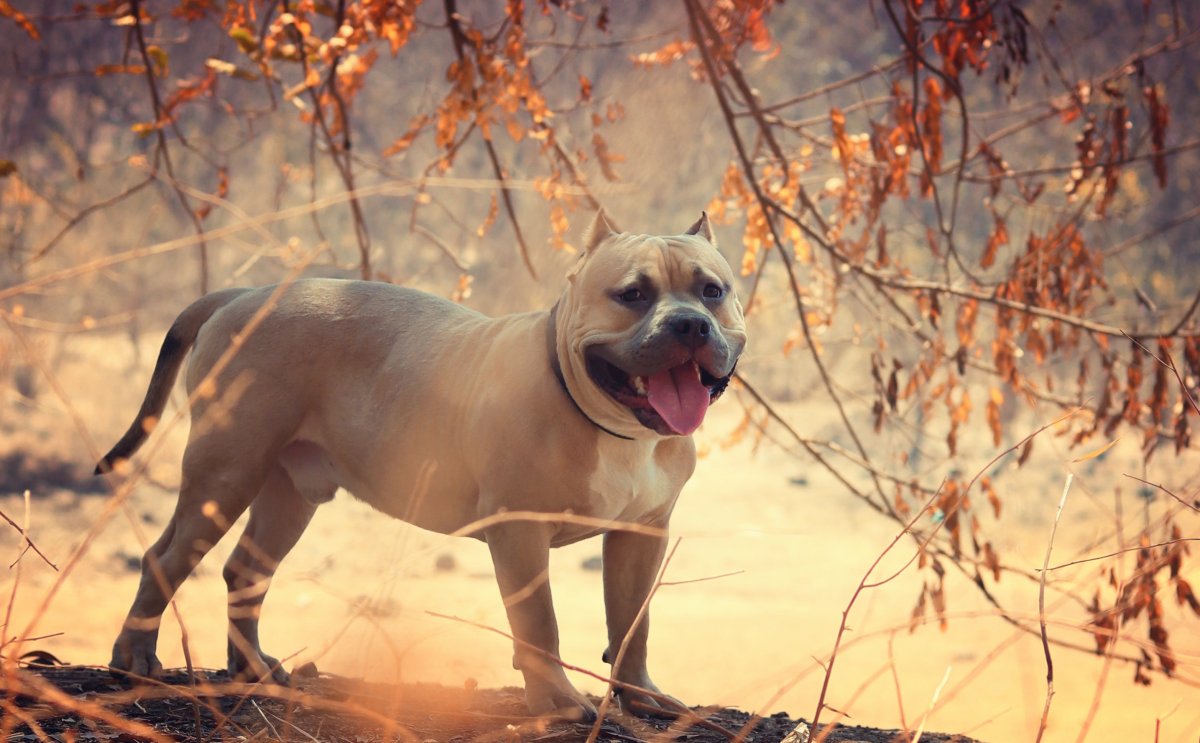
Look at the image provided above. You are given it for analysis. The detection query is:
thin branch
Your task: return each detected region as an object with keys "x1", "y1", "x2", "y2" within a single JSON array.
[
  {"x1": 811, "y1": 662, "x2": 892, "y2": 743},
  {"x1": 25, "y1": 176, "x2": 156, "y2": 264},
  {"x1": 882, "y1": 0, "x2": 974, "y2": 258},
  {"x1": 411, "y1": 224, "x2": 471, "y2": 271},
  {"x1": 548, "y1": 137, "x2": 603, "y2": 213},
  {"x1": 960, "y1": 137, "x2": 1200, "y2": 184},
  {"x1": 684, "y1": 0, "x2": 890, "y2": 514},
  {"x1": 1035, "y1": 473, "x2": 1075, "y2": 743},
  {"x1": 424, "y1": 610, "x2": 737, "y2": 739},
  {"x1": 1165, "y1": 287, "x2": 1200, "y2": 336},
  {"x1": 326, "y1": 0, "x2": 372, "y2": 279},
  {"x1": 809, "y1": 483, "x2": 945, "y2": 732},
  {"x1": 282, "y1": 0, "x2": 372, "y2": 280},
  {"x1": 526, "y1": 30, "x2": 677, "y2": 50},
  {"x1": 1044, "y1": 537, "x2": 1200, "y2": 572},
  {"x1": 444, "y1": 0, "x2": 537, "y2": 280},
  {"x1": 776, "y1": 197, "x2": 1195, "y2": 340},
  {"x1": 687, "y1": 2, "x2": 785, "y2": 165},
  {"x1": 887, "y1": 632, "x2": 908, "y2": 735},
  {"x1": 585, "y1": 539, "x2": 681, "y2": 743},
  {"x1": 1121, "y1": 474, "x2": 1200, "y2": 514},
  {"x1": 734, "y1": 375, "x2": 886, "y2": 515},
  {"x1": 129, "y1": 0, "x2": 209, "y2": 294},
  {"x1": 1076, "y1": 573, "x2": 1127, "y2": 742},
  {"x1": 757, "y1": 57, "x2": 906, "y2": 114},
  {"x1": 0, "y1": 503, "x2": 58, "y2": 571},
  {"x1": 482, "y1": 139, "x2": 537, "y2": 279},
  {"x1": 1124, "y1": 330, "x2": 1200, "y2": 417},
  {"x1": 1105, "y1": 203, "x2": 1200, "y2": 259},
  {"x1": 689, "y1": 11, "x2": 830, "y2": 238}
]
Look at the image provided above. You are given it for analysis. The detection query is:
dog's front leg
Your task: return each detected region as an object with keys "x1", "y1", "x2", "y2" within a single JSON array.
[
  {"x1": 602, "y1": 528, "x2": 684, "y2": 716},
  {"x1": 485, "y1": 521, "x2": 596, "y2": 720}
]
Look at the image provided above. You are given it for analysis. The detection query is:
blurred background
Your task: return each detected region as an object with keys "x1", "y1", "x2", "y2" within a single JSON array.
[{"x1": 2, "y1": 1, "x2": 1199, "y2": 740}]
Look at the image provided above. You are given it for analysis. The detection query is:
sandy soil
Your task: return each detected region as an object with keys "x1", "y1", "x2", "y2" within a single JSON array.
[{"x1": 2, "y1": 331, "x2": 1199, "y2": 742}]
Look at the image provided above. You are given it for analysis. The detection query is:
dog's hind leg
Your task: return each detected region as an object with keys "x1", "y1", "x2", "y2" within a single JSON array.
[
  {"x1": 110, "y1": 455, "x2": 263, "y2": 680},
  {"x1": 222, "y1": 463, "x2": 318, "y2": 685}
]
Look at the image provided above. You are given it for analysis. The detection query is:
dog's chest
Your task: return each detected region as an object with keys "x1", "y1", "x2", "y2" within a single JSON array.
[{"x1": 580, "y1": 439, "x2": 674, "y2": 523}]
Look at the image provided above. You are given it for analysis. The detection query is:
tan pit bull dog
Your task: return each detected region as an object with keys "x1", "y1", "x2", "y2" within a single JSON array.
[{"x1": 97, "y1": 211, "x2": 746, "y2": 720}]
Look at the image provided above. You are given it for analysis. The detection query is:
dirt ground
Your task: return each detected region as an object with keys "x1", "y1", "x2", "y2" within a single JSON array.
[
  {"x1": 2, "y1": 332, "x2": 1199, "y2": 742},
  {"x1": 6, "y1": 664, "x2": 976, "y2": 743}
]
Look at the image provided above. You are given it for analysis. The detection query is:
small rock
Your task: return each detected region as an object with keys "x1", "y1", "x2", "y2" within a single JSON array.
[
  {"x1": 292, "y1": 661, "x2": 320, "y2": 679},
  {"x1": 435, "y1": 553, "x2": 457, "y2": 572},
  {"x1": 780, "y1": 721, "x2": 810, "y2": 743},
  {"x1": 580, "y1": 555, "x2": 603, "y2": 572}
]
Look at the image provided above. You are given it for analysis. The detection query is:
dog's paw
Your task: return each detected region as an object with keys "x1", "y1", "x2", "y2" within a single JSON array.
[
  {"x1": 109, "y1": 630, "x2": 164, "y2": 680},
  {"x1": 613, "y1": 676, "x2": 686, "y2": 719},
  {"x1": 228, "y1": 648, "x2": 292, "y2": 686},
  {"x1": 619, "y1": 692, "x2": 686, "y2": 718},
  {"x1": 525, "y1": 681, "x2": 598, "y2": 722}
]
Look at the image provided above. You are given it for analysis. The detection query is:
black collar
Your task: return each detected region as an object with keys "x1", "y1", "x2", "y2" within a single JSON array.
[{"x1": 546, "y1": 302, "x2": 636, "y2": 441}]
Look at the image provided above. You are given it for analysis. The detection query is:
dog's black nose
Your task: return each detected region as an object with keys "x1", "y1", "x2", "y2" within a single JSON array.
[{"x1": 669, "y1": 313, "x2": 711, "y2": 348}]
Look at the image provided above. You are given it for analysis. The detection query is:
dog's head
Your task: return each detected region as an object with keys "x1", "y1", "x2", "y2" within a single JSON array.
[{"x1": 555, "y1": 211, "x2": 747, "y2": 439}]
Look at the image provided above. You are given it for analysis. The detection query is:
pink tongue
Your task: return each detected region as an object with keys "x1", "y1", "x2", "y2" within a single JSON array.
[{"x1": 646, "y1": 363, "x2": 711, "y2": 435}]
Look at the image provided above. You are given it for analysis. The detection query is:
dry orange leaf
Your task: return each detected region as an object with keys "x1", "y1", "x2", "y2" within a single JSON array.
[{"x1": 1072, "y1": 437, "x2": 1119, "y2": 463}]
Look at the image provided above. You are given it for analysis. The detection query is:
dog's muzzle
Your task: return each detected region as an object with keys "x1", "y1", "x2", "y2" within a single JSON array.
[{"x1": 585, "y1": 347, "x2": 734, "y2": 437}]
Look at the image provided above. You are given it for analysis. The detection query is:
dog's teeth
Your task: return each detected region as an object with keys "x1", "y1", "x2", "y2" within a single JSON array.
[{"x1": 632, "y1": 376, "x2": 647, "y2": 395}]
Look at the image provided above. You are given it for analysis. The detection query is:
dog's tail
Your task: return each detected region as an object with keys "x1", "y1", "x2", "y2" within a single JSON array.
[{"x1": 95, "y1": 288, "x2": 251, "y2": 475}]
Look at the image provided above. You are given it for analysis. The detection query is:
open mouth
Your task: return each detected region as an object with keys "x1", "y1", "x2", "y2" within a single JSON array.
[{"x1": 586, "y1": 354, "x2": 732, "y2": 436}]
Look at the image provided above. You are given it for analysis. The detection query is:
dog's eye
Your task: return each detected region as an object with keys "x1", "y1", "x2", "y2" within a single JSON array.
[
  {"x1": 703, "y1": 284, "x2": 724, "y2": 300},
  {"x1": 618, "y1": 287, "x2": 646, "y2": 303}
]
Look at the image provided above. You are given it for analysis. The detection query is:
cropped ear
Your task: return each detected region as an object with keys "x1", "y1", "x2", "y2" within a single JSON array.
[
  {"x1": 582, "y1": 209, "x2": 618, "y2": 253},
  {"x1": 685, "y1": 211, "x2": 716, "y2": 246}
]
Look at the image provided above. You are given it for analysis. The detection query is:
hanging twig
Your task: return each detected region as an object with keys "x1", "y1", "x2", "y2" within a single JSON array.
[
  {"x1": 282, "y1": 0, "x2": 373, "y2": 280},
  {"x1": 683, "y1": 0, "x2": 892, "y2": 514},
  {"x1": 129, "y1": 0, "x2": 209, "y2": 294},
  {"x1": 444, "y1": 0, "x2": 537, "y2": 279}
]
